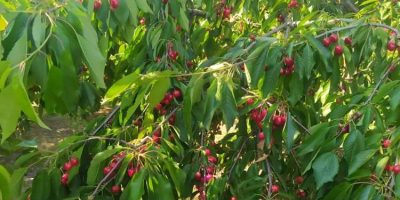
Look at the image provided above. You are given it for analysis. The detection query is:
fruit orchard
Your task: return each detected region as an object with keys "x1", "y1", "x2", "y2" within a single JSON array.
[{"x1": 2, "y1": 0, "x2": 400, "y2": 199}]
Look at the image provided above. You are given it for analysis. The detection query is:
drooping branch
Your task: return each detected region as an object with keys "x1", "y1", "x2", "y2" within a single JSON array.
[{"x1": 90, "y1": 105, "x2": 121, "y2": 136}]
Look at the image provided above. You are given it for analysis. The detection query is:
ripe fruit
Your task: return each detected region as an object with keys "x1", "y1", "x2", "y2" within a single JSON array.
[
  {"x1": 284, "y1": 57, "x2": 294, "y2": 66},
  {"x1": 206, "y1": 166, "x2": 215, "y2": 174},
  {"x1": 173, "y1": 90, "x2": 181, "y2": 98},
  {"x1": 128, "y1": 168, "x2": 137, "y2": 177},
  {"x1": 199, "y1": 192, "x2": 206, "y2": 200},
  {"x1": 296, "y1": 189, "x2": 306, "y2": 198},
  {"x1": 296, "y1": 176, "x2": 303, "y2": 184},
  {"x1": 94, "y1": 1, "x2": 102, "y2": 11},
  {"x1": 383, "y1": 139, "x2": 391, "y2": 148},
  {"x1": 61, "y1": 173, "x2": 68, "y2": 186},
  {"x1": 250, "y1": 35, "x2": 256, "y2": 41},
  {"x1": 205, "y1": 149, "x2": 211, "y2": 156},
  {"x1": 195, "y1": 172, "x2": 202, "y2": 181},
  {"x1": 63, "y1": 162, "x2": 72, "y2": 171},
  {"x1": 258, "y1": 132, "x2": 265, "y2": 140},
  {"x1": 334, "y1": 45, "x2": 343, "y2": 56},
  {"x1": 169, "y1": 133, "x2": 175, "y2": 142},
  {"x1": 231, "y1": 197, "x2": 237, "y2": 200},
  {"x1": 386, "y1": 164, "x2": 394, "y2": 172},
  {"x1": 322, "y1": 38, "x2": 331, "y2": 47},
  {"x1": 109, "y1": 0, "x2": 119, "y2": 10},
  {"x1": 208, "y1": 156, "x2": 217, "y2": 164},
  {"x1": 140, "y1": 18, "x2": 145, "y2": 25},
  {"x1": 62, "y1": 173, "x2": 69, "y2": 180},
  {"x1": 390, "y1": 65, "x2": 396, "y2": 72},
  {"x1": 70, "y1": 157, "x2": 79, "y2": 166},
  {"x1": 187, "y1": 61, "x2": 194, "y2": 66},
  {"x1": 246, "y1": 98, "x2": 254, "y2": 104},
  {"x1": 344, "y1": 37, "x2": 352, "y2": 46},
  {"x1": 155, "y1": 103, "x2": 162, "y2": 110},
  {"x1": 371, "y1": 173, "x2": 377, "y2": 180},
  {"x1": 271, "y1": 185, "x2": 279, "y2": 193},
  {"x1": 111, "y1": 185, "x2": 120, "y2": 194},
  {"x1": 387, "y1": 41, "x2": 397, "y2": 51},
  {"x1": 394, "y1": 165, "x2": 400, "y2": 174},
  {"x1": 205, "y1": 174, "x2": 213, "y2": 182},
  {"x1": 273, "y1": 115, "x2": 285, "y2": 126},
  {"x1": 176, "y1": 26, "x2": 182, "y2": 31},
  {"x1": 103, "y1": 166, "x2": 112, "y2": 175},
  {"x1": 329, "y1": 34, "x2": 338, "y2": 43}
]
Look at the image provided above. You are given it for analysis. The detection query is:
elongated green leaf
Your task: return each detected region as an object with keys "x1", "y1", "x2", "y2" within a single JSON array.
[
  {"x1": 126, "y1": 0, "x2": 139, "y2": 26},
  {"x1": 375, "y1": 156, "x2": 388, "y2": 179},
  {"x1": 148, "y1": 175, "x2": 175, "y2": 200},
  {"x1": 0, "y1": 85, "x2": 21, "y2": 143},
  {"x1": 76, "y1": 34, "x2": 106, "y2": 88},
  {"x1": 120, "y1": 169, "x2": 147, "y2": 200},
  {"x1": 285, "y1": 112, "x2": 299, "y2": 150},
  {"x1": 353, "y1": 185, "x2": 375, "y2": 200},
  {"x1": 162, "y1": 157, "x2": 186, "y2": 194},
  {"x1": 147, "y1": 78, "x2": 171, "y2": 111},
  {"x1": 304, "y1": 35, "x2": 332, "y2": 72},
  {"x1": 0, "y1": 61, "x2": 11, "y2": 89},
  {"x1": 0, "y1": 165, "x2": 11, "y2": 200},
  {"x1": 60, "y1": 51, "x2": 79, "y2": 112},
  {"x1": 261, "y1": 63, "x2": 281, "y2": 98},
  {"x1": 116, "y1": 153, "x2": 133, "y2": 184},
  {"x1": 217, "y1": 80, "x2": 238, "y2": 130},
  {"x1": 31, "y1": 170, "x2": 50, "y2": 200},
  {"x1": 390, "y1": 87, "x2": 400, "y2": 110},
  {"x1": 32, "y1": 14, "x2": 45, "y2": 48},
  {"x1": 302, "y1": 44, "x2": 315, "y2": 79},
  {"x1": 296, "y1": 123, "x2": 330, "y2": 156},
  {"x1": 245, "y1": 45, "x2": 269, "y2": 89},
  {"x1": 7, "y1": 29, "x2": 27, "y2": 67},
  {"x1": 312, "y1": 152, "x2": 339, "y2": 189},
  {"x1": 323, "y1": 182, "x2": 352, "y2": 200},
  {"x1": 343, "y1": 130, "x2": 365, "y2": 163},
  {"x1": 346, "y1": 169, "x2": 371, "y2": 180},
  {"x1": 372, "y1": 80, "x2": 400, "y2": 104},
  {"x1": 14, "y1": 151, "x2": 40, "y2": 167},
  {"x1": 288, "y1": 73, "x2": 303, "y2": 105},
  {"x1": 135, "y1": 0, "x2": 153, "y2": 13},
  {"x1": 50, "y1": 168, "x2": 61, "y2": 198},
  {"x1": 178, "y1": 7, "x2": 189, "y2": 31},
  {"x1": 87, "y1": 148, "x2": 120, "y2": 185},
  {"x1": 105, "y1": 73, "x2": 139, "y2": 101},
  {"x1": 348, "y1": 149, "x2": 377, "y2": 175},
  {"x1": 10, "y1": 167, "x2": 28, "y2": 198},
  {"x1": 203, "y1": 79, "x2": 219, "y2": 130},
  {"x1": 395, "y1": 174, "x2": 400, "y2": 198}
]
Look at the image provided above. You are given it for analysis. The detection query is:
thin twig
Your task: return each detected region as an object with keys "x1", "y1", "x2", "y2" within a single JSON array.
[
  {"x1": 228, "y1": 138, "x2": 248, "y2": 180},
  {"x1": 291, "y1": 116, "x2": 312, "y2": 135},
  {"x1": 364, "y1": 58, "x2": 400, "y2": 105},
  {"x1": 245, "y1": 23, "x2": 289, "y2": 52},
  {"x1": 90, "y1": 105, "x2": 121, "y2": 136},
  {"x1": 58, "y1": 136, "x2": 135, "y2": 153},
  {"x1": 266, "y1": 159, "x2": 273, "y2": 198}
]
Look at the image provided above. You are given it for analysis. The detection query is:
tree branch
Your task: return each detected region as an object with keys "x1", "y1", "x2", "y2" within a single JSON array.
[
  {"x1": 291, "y1": 116, "x2": 312, "y2": 135},
  {"x1": 90, "y1": 105, "x2": 120, "y2": 136},
  {"x1": 189, "y1": 9, "x2": 207, "y2": 17},
  {"x1": 245, "y1": 23, "x2": 289, "y2": 52},
  {"x1": 364, "y1": 58, "x2": 400, "y2": 105},
  {"x1": 228, "y1": 138, "x2": 248, "y2": 180}
]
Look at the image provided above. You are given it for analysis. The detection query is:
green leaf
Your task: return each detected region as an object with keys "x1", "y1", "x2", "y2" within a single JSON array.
[
  {"x1": 323, "y1": 182, "x2": 352, "y2": 200},
  {"x1": 148, "y1": 175, "x2": 175, "y2": 200},
  {"x1": 14, "y1": 151, "x2": 41, "y2": 167},
  {"x1": 302, "y1": 44, "x2": 315, "y2": 79},
  {"x1": 372, "y1": 80, "x2": 400, "y2": 104},
  {"x1": 343, "y1": 130, "x2": 365, "y2": 163},
  {"x1": 126, "y1": 0, "x2": 139, "y2": 27},
  {"x1": 162, "y1": 157, "x2": 186, "y2": 194},
  {"x1": 50, "y1": 168, "x2": 61, "y2": 198},
  {"x1": 304, "y1": 35, "x2": 332, "y2": 72},
  {"x1": 261, "y1": 63, "x2": 281, "y2": 98},
  {"x1": 395, "y1": 174, "x2": 400, "y2": 198},
  {"x1": 348, "y1": 149, "x2": 377, "y2": 175},
  {"x1": 178, "y1": 7, "x2": 189, "y2": 32},
  {"x1": 105, "y1": 73, "x2": 139, "y2": 101},
  {"x1": 116, "y1": 153, "x2": 133, "y2": 184},
  {"x1": 76, "y1": 34, "x2": 106, "y2": 88},
  {"x1": 390, "y1": 87, "x2": 400, "y2": 110},
  {"x1": 120, "y1": 169, "x2": 147, "y2": 200},
  {"x1": 147, "y1": 78, "x2": 171, "y2": 111},
  {"x1": 288, "y1": 73, "x2": 303, "y2": 105},
  {"x1": 32, "y1": 14, "x2": 45, "y2": 48},
  {"x1": 0, "y1": 85, "x2": 21, "y2": 143},
  {"x1": 10, "y1": 167, "x2": 28, "y2": 198},
  {"x1": 217, "y1": 80, "x2": 238, "y2": 130},
  {"x1": 203, "y1": 79, "x2": 219, "y2": 130},
  {"x1": 60, "y1": 51, "x2": 79, "y2": 112},
  {"x1": 353, "y1": 185, "x2": 375, "y2": 200},
  {"x1": 67, "y1": 146, "x2": 83, "y2": 182},
  {"x1": 285, "y1": 112, "x2": 299, "y2": 150},
  {"x1": 312, "y1": 152, "x2": 339, "y2": 189},
  {"x1": 375, "y1": 156, "x2": 388, "y2": 179},
  {"x1": 7, "y1": 29, "x2": 27, "y2": 67},
  {"x1": 31, "y1": 170, "x2": 50, "y2": 200},
  {"x1": 135, "y1": 0, "x2": 153, "y2": 13},
  {"x1": 346, "y1": 169, "x2": 371, "y2": 180},
  {"x1": 296, "y1": 123, "x2": 330, "y2": 156},
  {"x1": 0, "y1": 61, "x2": 11, "y2": 89},
  {"x1": 0, "y1": 165, "x2": 11, "y2": 200},
  {"x1": 245, "y1": 45, "x2": 269, "y2": 89},
  {"x1": 87, "y1": 148, "x2": 120, "y2": 185}
]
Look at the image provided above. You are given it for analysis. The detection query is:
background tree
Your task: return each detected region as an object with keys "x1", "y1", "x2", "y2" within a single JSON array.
[{"x1": 1, "y1": 0, "x2": 400, "y2": 199}]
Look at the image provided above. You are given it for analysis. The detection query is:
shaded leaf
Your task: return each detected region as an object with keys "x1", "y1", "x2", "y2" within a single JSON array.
[{"x1": 312, "y1": 152, "x2": 339, "y2": 189}]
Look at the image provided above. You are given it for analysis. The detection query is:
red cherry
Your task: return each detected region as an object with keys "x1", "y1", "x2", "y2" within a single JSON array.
[
  {"x1": 296, "y1": 176, "x2": 303, "y2": 184},
  {"x1": 344, "y1": 37, "x2": 352, "y2": 46},
  {"x1": 322, "y1": 38, "x2": 331, "y2": 47},
  {"x1": 63, "y1": 162, "x2": 72, "y2": 171},
  {"x1": 176, "y1": 25, "x2": 182, "y2": 31},
  {"x1": 169, "y1": 116, "x2": 175, "y2": 125},
  {"x1": 111, "y1": 185, "x2": 120, "y2": 194},
  {"x1": 162, "y1": 0, "x2": 168, "y2": 3},
  {"x1": 387, "y1": 41, "x2": 397, "y2": 51},
  {"x1": 341, "y1": 124, "x2": 349, "y2": 134},
  {"x1": 383, "y1": 139, "x2": 391, "y2": 148},
  {"x1": 169, "y1": 133, "x2": 175, "y2": 142},
  {"x1": 273, "y1": 115, "x2": 283, "y2": 126},
  {"x1": 61, "y1": 177, "x2": 68, "y2": 186},
  {"x1": 329, "y1": 34, "x2": 338, "y2": 43},
  {"x1": 140, "y1": 18, "x2": 145, "y2": 25},
  {"x1": 208, "y1": 156, "x2": 217, "y2": 164},
  {"x1": 155, "y1": 103, "x2": 162, "y2": 110},
  {"x1": 284, "y1": 68, "x2": 291, "y2": 76},
  {"x1": 127, "y1": 168, "x2": 137, "y2": 177},
  {"x1": 288, "y1": 64, "x2": 295, "y2": 72},
  {"x1": 250, "y1": 35, "x2": 256, "y2": 41},
  {"x1": 195, "y1": 172, "x2": 202, "y2": 181},
  {"x1": 154, "y1": 129, "x2": 161, "y2": 137},
  {"x1": 231, "y1": 197, "x2": 237, "y2": 200},
  {"x1": 220, "y1": 1, "x2": 225, "y2": 6},
  {"x1": 134, "y1": 120, "x2": 141, "y2": 126},
  {"x1": 238, "y1": 105, "x2": 243, "y2": 109},
  {"x1": 258, "y1": 132, "x2": 265, "y2": 140},
  {"x1": 205, "y1": 149, "x2": 211, "y2": 156},
  {"x1": 205, "y1": 174, "x2": 213, "y2": 182},
  {"x1": 246, "y1": 98, "x2": 254, "y2": 104},
  {"x1": 173, "y1": 90, "x2": 181, "y2": 98},
  {"x1": 280, "y1": 68, "x2": 284, "y2": 75},
  {"x1": 334, "y1": 45, "x2": 343, "y2": 56},
  {"x1": 390, "y1": 65, "x2": 396, "y2": 72},
  {"x1": 110, "y1": 162, "x2": 121, "y2": 170},
  {"x1": 211, "y1": 140, "x2": 216, "y2": 147},
  {"x1": 199, "y1": 192, "x2": 206, "y2": 200},
  {"x1": 153, "y1": 136, "x2": 161, "y2": 144},
  {"x1": 109, "y1": 0, "x2": 119, "y2": 10},
  {"x1": 94, "y1": 1, "x2": 102, "y2": 11},
  {"x1": 70, "y1": 157, "x2": 79, "y2": 166},
  {"x1": 103, "y1": 166, "x2": 112, "y2": 175},
  {"x1": 394, "y1": 165, "x2": 400, "y2": 174},
  {"x1": 206, "y1": 166, "x2": 215, "y2": 174},
  {"x1": 62, "y1": 173, "x2": 69, "y2": 181},
  {"x1": 386, "y1": 164, "x2": 394, "y2": 172},
  {"x1": 240, "y1": 64, "x2": 245, "y2": 70},
  {"x1": 187, "y1": 61, "x2": 194, "y2": 66},
  {"x1": 371, "y1": 173, "x2": 377, "y2": 180},
  {"x1": 284, "y1": 57, "x2": 294, "y2": 67},
  {"x1": 271, "y1": 185, "x2": 279, "y2": 193}
]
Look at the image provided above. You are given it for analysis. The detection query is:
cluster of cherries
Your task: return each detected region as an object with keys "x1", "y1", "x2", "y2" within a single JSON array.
[
  {"x1": 322, "y1": 34, "x2": 345, "y2": 56},
  {"x1": 89, "y1": 0, "x2": 119, "y2": 11},
  {"x1": 287, "y1": 0, "x2": 299, "y2": 9},
  {"x1": 155, "y1": 89, "x2": 181, "y2": 116},
  {"x1": 280, "y1": 57, "x2": 295, "y2": 76},
  {"x1": 194, "y1": 149, "x2": 218, "y2": 199},
  {"x1": 216, "y1": 1, "x2": 232, "y2": 20},
  {"x1": 61, "y1": 157, "x2": 79, "y2": 186},
  {"x1": 168, "y1": 44, "x2": 179, "y2": 62}
]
